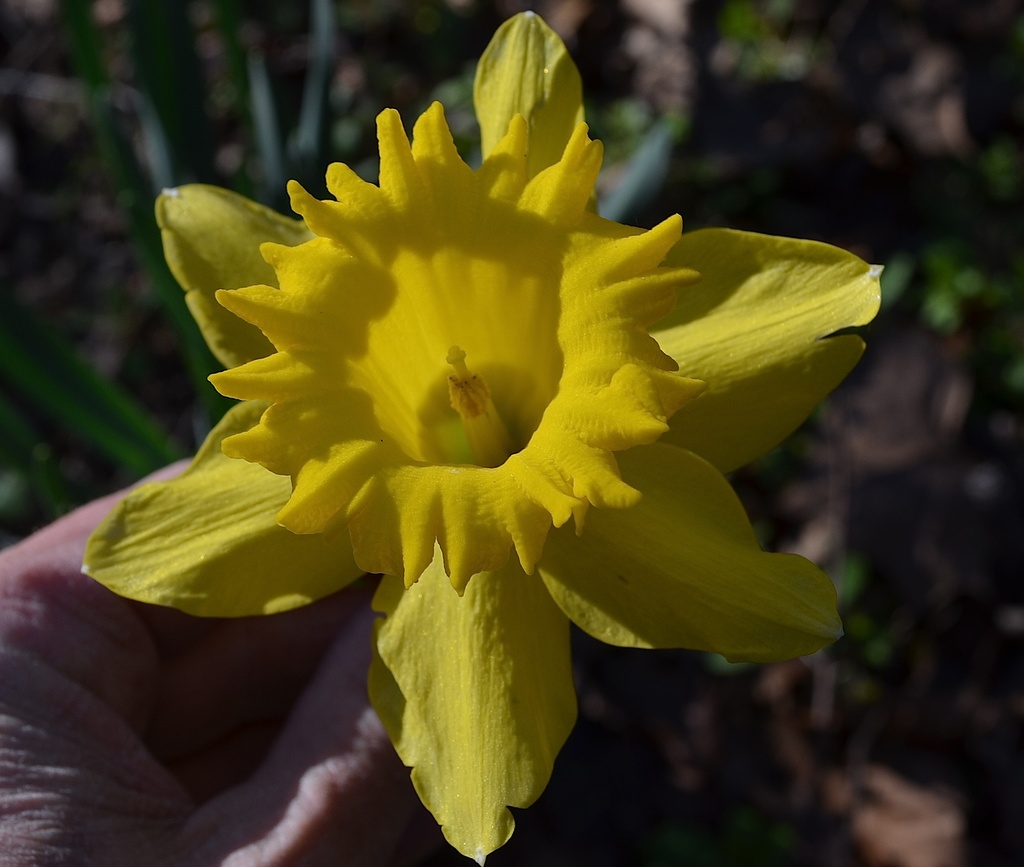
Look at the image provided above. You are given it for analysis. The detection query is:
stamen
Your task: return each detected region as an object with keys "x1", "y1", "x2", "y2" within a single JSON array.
[{"x1": 447, "y1": 346, "x2": 516, "y2": 467}]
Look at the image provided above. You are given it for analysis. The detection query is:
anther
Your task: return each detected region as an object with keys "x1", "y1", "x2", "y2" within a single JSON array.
[{"x1": 446, "y1": 345, "x2": 516, "y2": 467}]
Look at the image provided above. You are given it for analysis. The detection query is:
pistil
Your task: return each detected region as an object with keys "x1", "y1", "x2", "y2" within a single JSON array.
[{"x1": 447, "y1": 346, "x2": 516, "y2": 467}]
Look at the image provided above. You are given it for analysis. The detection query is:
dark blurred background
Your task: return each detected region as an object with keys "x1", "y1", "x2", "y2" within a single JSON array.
[{"x1": 1, "y1": 1, "x2": 1023, "y2": 864}]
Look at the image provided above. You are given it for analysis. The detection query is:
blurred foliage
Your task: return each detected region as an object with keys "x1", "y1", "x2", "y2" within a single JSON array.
[
  {"x1": 892, "y1": 136, "x2": 1024, "y2": 411},
  {"x1": 642, "y1": 807, "x2": 796, "y2": 867},
  {"x1": 716, "y1": 0, "x2": 818, "y2": 82},
  {"x1": 0, "y1": 289, "x2": 179, "y2": 475},
  {"x1": 838, "y1": 554, "x2": 895, "y2": 675}
]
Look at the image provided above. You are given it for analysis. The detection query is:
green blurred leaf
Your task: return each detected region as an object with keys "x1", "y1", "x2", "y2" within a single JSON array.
[
  {"x1": 643, "y1": 808, "x2": 795, "y2": 867},
  {"x1": 0, "y1": 393, "x2": 71, "y2": 522},
  {"x1": 879, "y1": 252, "x2": 914, "y2": 309},
  {"x1": 980, "y1": 135, "x2": 1024, "y2": 201},
  {"x1": 704, "y1": 653, "x2": 755, "y2": 675},
  {"x1": 59, "y1": 0, "x2": 106, "y2": 90},
  {"x1": 292, "y1": 0, "x2": 336, "y2": 191},
  {"x1": 59, "y1": 0, "x2": 226, "y2": 418},
  {"x1": 717, "y1": 0, "x2": 767, "y2": 42},
  {"x1": 126, "y1": 0, "x2": 217, "y2": 185},
  {"x1": 0, "y1": 390, "x2": 38, "y2": 469},
  {"x1": 839, "y1": 553, "x2": 870, "y2": 608},
  {"x1": 0, "y1": 468, "x2": 32, "y2": 528},
  {"x1": 211, "y1": 0, "x2": 250, "y2": 109},
  {"x1": 248, "y1": 50, "x2": 288, "y2": 210},
  {"x1": 0, "y1": 291, "x2": 180, "y2": 476},
  {"x1": 136, "y1": 90, "x2": 177, "y2": 191},
  {"x1": 210, "y1": 0, "x2": 255, "y2": 198},
  {"x1": 600, "y1": 118, "x2": 679, "y2": 223}
]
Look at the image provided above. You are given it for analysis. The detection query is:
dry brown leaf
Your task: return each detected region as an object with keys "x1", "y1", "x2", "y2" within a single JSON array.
[{"x1": 853, "y1": 765, "x2": 967, "y2": 867}]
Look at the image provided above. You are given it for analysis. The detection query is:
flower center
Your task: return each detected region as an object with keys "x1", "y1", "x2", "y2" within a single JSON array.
[
  {"x1": 446, "y1": 346, "x2": 516, "y2": 468},
  {"x1": 210, "y1": 102, "x2": 704, "y2": 592},
  {"x1": 339, "y1": 224, "x2": 565, "y2": 470}
]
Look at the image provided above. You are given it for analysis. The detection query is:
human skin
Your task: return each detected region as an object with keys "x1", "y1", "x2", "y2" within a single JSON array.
[{"x1": 0, "y1": 470, "x2": 435, "y2": 866}]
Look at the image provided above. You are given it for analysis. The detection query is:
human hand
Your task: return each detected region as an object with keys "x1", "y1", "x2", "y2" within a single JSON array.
[{"x1": 0, "y1": 474, "x2": 435, "y2": 866}]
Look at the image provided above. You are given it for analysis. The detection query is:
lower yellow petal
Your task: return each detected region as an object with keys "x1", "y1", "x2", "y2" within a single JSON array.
[
  {"x1": 369, "y1": 551, "x2": 576, "y2": 862},
  {"x1": 654, "y1": 228, "x2": 880, "y2": 473},
  {"x1": 83, "y1": 402, "x2": 363, "y2": 616},
  {"x1": 539, "y1": 443, "x2": 841, "y2": 662}
]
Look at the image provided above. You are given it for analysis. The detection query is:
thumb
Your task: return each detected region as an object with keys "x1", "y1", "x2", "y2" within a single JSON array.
[{"x1": 179, "y1": 606, "x2": 430, "y2": 866}]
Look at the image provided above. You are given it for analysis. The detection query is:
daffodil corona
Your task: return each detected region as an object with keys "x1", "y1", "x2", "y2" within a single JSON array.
[
  {"x1": 83, "y1": 13, "x2": 881, "y2": 862},
  {"x1": 210, "y1": 104, "x2": 704, "y2": 593}
]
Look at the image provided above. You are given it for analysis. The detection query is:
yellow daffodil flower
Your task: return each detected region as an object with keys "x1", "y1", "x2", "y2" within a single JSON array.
[{"x1": 83, "y1": 12, "x2": 880, "y2": 862}]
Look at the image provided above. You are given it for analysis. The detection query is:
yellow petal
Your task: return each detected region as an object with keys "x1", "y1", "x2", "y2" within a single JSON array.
[
  {"x1": 157, "y1": 184, "x2": 312, "y2": 368},
  {"x1": 369, "y1": 552, "x2": 575, "y2": 862},
  {"x1": 473, "y1": 11, "x2": 584, "y2": 175},
  {"x1": 653, "y1": 228, "x2": 880, "y2": 473},
  {"x1": 83, "y1": 401, "x2": 363, "y2": 616},
  {"x1": 539, "y1": 443, "x2": 841, "y2": 662}
]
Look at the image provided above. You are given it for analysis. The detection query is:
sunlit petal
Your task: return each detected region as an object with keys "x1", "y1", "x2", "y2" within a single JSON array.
[
  {"x1": 473, "y1": 11, "x2": 584, "y2": 173},
  {"x1": 370, "y1": 552, "x2": 575, "y2": 862},
  {"x1": 540, "y1": 443, "x2": 841, "y2": 662},
  {"x1": 654, "y1": 228, "x2": 881, "y2": 472},
  {"x1": 84, "y1": 402, "x2": 363, "y2": 616},
  {"x1": 157, "y1": 184, "x2": 312, "y2": 368}
]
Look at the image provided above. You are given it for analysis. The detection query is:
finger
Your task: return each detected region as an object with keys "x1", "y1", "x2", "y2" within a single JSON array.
[
  {"x1": 179, "y1": 606, "x2": 424, "y2": 867},
  {"x1": 166, "y1": 720, "x2": 281, "y2": 802},
  {"x1": 130, "y1": 601, "x2": 215, "y2": 660},
  {"x1": 145, "y1": 585, "x2": 374, "y2": 760},
  {"x1": 0, "y1": 519, "x2": 159, "y2": 730},
  {"x1": 0, "y1": 461, "x2": 192, "y2": 730}
]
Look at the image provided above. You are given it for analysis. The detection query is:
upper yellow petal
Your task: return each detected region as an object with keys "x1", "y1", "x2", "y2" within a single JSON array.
[
  {"x1": 157, "y1": 184, "x2": 312, "y2": 368},
  {"x1": 473, "y1": 11, "x2": 584, "y2": 175},
  {"x1": 654, "y1": 228, "x2": 881, "y2": 472}
]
